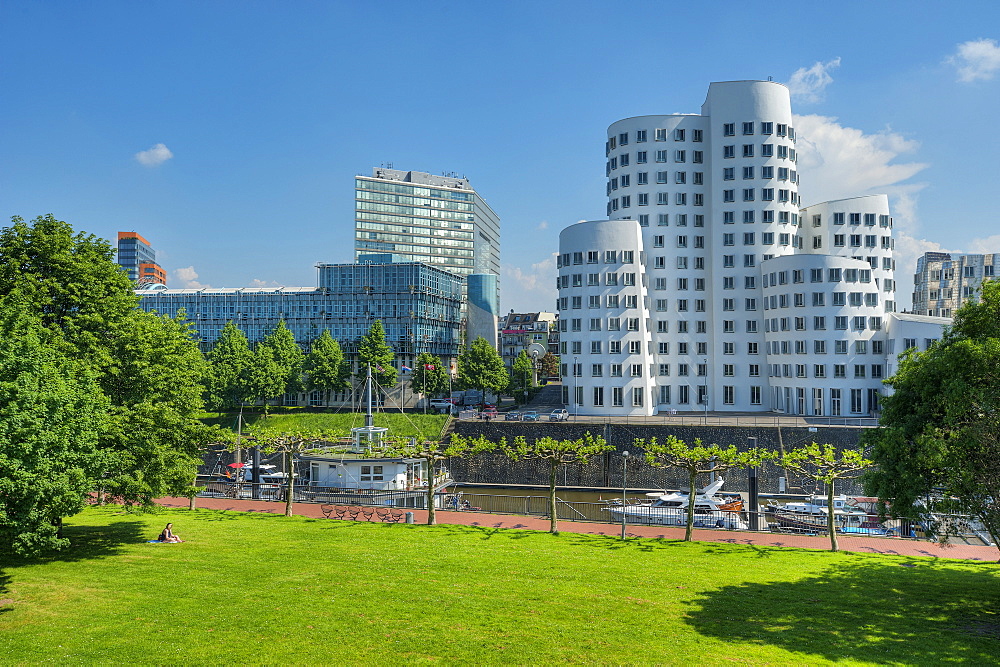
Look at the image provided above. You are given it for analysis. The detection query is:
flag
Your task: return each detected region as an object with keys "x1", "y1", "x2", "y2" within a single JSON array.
[
  {"x1": 401, "y1": 365, "x2": 412, "y2": 372},
  {"x1": 424, "y1": 364, "x2": 436, "y2": 370},
  {"x1": 376, "y1": 364, "x2": 385, "y2": 372}
]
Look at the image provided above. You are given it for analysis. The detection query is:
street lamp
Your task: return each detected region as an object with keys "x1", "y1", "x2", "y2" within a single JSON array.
[{"x1": 621, "y1": 450, "x2": 629, "y2": 540}]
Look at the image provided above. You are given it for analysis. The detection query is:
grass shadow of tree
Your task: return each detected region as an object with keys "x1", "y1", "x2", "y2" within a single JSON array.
[{"x1": 684, "y1": 558, "x2": 1000, "y2": 663}]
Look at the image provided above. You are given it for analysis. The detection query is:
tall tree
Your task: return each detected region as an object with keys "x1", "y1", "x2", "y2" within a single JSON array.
[
  {"x1": 509, "y1": 349, "x2": 535, "y2": 403},
  {"x1": 0, "y1": 215, "x2": 217, "y2": 527},
  {"x1": 502, "y1": 433, "x2": 612, "y2": 534},
  {"x1": 456, "y1": 336, "x2": 508, "y2": 400},
  {"x1": 101, "y1": 309, "x2": 219, "y2": 505},
  {"x1": 205, "y1": 321, "x2": 253, "y2": 410},
  {"x1": 0, "y1": 297, "x2": 107, "y2": 555},
  {"x1": 304, "y1": 330, "x2": 350, "y2": 404},
  {"x1": 245, "y1": 344, "x2": 287, "y2": 416},
  {"x1": 863, "y1": 279, "x2": 1000, "y2": 552},
  {"x1": 781, "y1": 443, "x2": 873, "y2": 552},
  {"x1": 260, "y1": 319, "x2": 304, "y2": 394},
  {"x1": 539, "y1": 352, "x2": 559, "y2": 380},
  {"x1": 636, "y1": 436, "x2": 775, "y2": 541},
  {"x1": 357, "y1": 320, "x2": 397, "y2": 389},
  {"x1": 410, "y1": 352, "x2": 449, "y2": 399}
]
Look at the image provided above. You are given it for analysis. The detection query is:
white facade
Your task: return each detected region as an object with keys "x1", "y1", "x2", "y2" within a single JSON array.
[
  {"x1": 883, "y1": 312, "x2": 951, "y2": 378},
  {"x1": 557, "y1": 80, "x2": 902, "y2": 416},
  {"x1": 912, "y1": 252, "x2": 998, "y2": 316}
]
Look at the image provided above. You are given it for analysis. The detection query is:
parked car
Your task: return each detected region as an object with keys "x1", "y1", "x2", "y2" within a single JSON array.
[
  {"x1": 521, "y1": 411, "x2": 539, "y2": 421},
  {"x1": 549, "y1": 409, "x2": 569, "y2": 421},
  {"x1": 504, "y1": 411, "x2": 521, "y2": 421},
  {"x1": 429, "y1": 399, "x2": 456, "y2": 412},
  {"x1": 479, "y1": 407, "x2": 499, "y2": 420}
]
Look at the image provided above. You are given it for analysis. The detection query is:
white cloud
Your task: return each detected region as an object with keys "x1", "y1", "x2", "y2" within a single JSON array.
[
  {"x1": 786, "y1": 58, "x2": 841, "y2": 103},
  {"x1": 794, "y1": 114, "x2": 928, "y2": 207},
  {"x1": 135, "y1": 143, "x2": 174, "y2": 167},
  {"x1": 948, "y1": 38, "x2": 1000, "y2": 83},
  {"x1": 969, "y1": 234, "x2": 1000, "y2": 253},
  {"x1": 501, "y1": 254, "x2": 557, "y2": 312},
  {"x1": 249, "y1": 278, "x2": 282, "y2": 288},
  {"x1": 536, "y1": 220, "x2": 549, "y2": 231},
  {"x1": 174, "y1": 266, "x2": 208, "y2": 289}
]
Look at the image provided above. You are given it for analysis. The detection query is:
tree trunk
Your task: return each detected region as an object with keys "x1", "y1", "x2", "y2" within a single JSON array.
[
  {"x1": 828, "y1": 480, "x2": 838, "y2": 552},
  {"x1": 426, "y1": 459, "x2": 437, "y2": 525},
  {"x1": 685, "y1": 467, "x2": 697, "y2": 541},
  {"x1": 549, "y1": 460, "x2": 559, "y2": 535},
  {"x1": 284, "y1": 450, "x2": 294, "y2": 517},
  {"x1": 189, "y1": 478, "x2": 198, "y2": 510}
]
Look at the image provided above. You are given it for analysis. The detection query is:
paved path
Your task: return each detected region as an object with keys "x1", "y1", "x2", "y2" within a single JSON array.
[{"x1": 159, "y1": 495, "x2": 999, "y2": 562}]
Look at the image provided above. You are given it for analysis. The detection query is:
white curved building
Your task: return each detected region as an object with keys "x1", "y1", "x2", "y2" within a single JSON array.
[{"x1": 557, "y1": 81, "x2": 897, "y2": 416}]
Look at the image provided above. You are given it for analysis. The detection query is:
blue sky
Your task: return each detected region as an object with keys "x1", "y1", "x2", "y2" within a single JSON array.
[{"x1": 3, "y1": 1, "x2": 999, "y2": 313}]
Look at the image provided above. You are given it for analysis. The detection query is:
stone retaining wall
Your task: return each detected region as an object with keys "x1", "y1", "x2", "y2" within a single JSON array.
[{"x1": 449, "y1": 421, "x2": 866, "y2": 494}]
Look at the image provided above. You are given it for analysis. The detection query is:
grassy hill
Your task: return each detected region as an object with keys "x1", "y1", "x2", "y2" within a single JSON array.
[
  {"x1": 1, "y1": 507, "x2": 998, "y2": 664},
  {"x1": 201, "y1": 408, "x2": 449, "y2": 439}
]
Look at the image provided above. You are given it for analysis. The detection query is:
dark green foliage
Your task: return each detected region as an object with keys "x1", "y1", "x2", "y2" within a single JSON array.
[
  {"x1": 205, "y1": 321, "x2": 253, "y2": 410},
  {"x1": 0, "y1": 215, "x2": 218, "y2": 551},
  {"x1": 863, "y1": 280, "x2": 1000, "y2": 549},
  {"x1": 357, "y1": 320, "x2": 397, "y2": 387},
  {"x1": 0, "y1": 297, "x2": 107, "y2": 555},
  {"x1": 260, "y1": 320, "x2": 304, "y2": 394},
  {"x1": 508, "y1": 349, "x2": 535, "y2": 402},
  {"x1": 304, "y1": 330, "x2": 350, "y2": 402},
  {"x1": 410, "y1": 352, "x2": 448, "y2": 398},
  {"x1": 456, "y1": 336, "x2": 507, "y2": 398}
]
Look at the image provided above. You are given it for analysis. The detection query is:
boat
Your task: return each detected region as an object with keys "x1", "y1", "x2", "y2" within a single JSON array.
[
  {"x1": 764, "y1": 495, "x2": 893, "y2": 534},
  {"x1": 297, "y1": 365, "x2": 453, "y2": 508},
  {"x1": 604, "y1": 478, "x2": 749, "y2": 530}
]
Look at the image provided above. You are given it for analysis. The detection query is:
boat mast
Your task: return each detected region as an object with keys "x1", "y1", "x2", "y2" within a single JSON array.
[{"x1": 365, "y1": 363, "x2": 374, "y2": 429}]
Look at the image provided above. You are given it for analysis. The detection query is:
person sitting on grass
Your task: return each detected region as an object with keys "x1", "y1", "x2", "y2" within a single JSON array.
[{"x1": 158, "y1": 522, "x2": 183, "y2": 543}]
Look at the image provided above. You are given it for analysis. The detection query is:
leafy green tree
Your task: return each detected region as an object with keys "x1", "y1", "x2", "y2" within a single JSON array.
[
  {"x1": 100, "y1": 310, "x2": 220, "y2": 505},
  {"x1": 205, "y1": 321, "x2": 253, "y2": 410},
  {"x1": 636, "y1": 436, "x2": 775, "y2": 541},
  {"x1": 304, "y1": 330, "x2": 350, "y2": 404},
  {"x1": 260, "y1": 319, "x2": 304, "y2": 394},
  {"x1": 780, "y1": 443, "x2": 873, "y2": 552},
  {"x1": 502, "y1": 433, "x2": 612, "y2": 534},
  {"x1": 863, "y1": 279, "x2": 1000, "y2": 551},
  {"x1": 456, "y1": 336, "x2": 508, "y2": 400},
  {"x1": 539, "y1": 352, "x2": 559, "y2": 379},
  {"x1": 357, "y1": 320, "x2": 397, "y2": 388},
  {"x1": 0, "y1": 215, "x2": 218, "y2": 526},
  {"x1": 377, "y1": 434, "x2": 498, "y2": 525},
  {"x1": 508, "y1": 350, "x2": 535, "y2": 403},
  {"x1": 0, "y1": 296, "x2": 108, "y2": 555},
  {"x1": 0, "y1": 215, "x2": 137, "y2": 366},
  {"x1": 245, "y1": 344, "x2": 287, "y2": 416},
  {"x1": 410, "y1": 352, "x2": 449, "y2": 399}
]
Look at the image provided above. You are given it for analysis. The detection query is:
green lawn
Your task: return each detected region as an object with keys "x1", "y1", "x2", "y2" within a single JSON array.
[
  {"x1": 201, "y1": 409, "x2": 449, "y2": 439},
  {"x1": 2, "y1": 507, "x2": 999, "y2": 665}
]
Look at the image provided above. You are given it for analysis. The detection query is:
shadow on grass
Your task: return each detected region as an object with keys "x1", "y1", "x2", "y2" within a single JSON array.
[
  {"x1": 684, "y1": 558, "x2": 1000, "y2": 663},
  {"x1": 0, "y1": 514, "x2": 148, "y2": 614}
]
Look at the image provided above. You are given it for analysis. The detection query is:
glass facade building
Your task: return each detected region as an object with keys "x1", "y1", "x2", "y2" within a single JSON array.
[
  {"x1": 136, "y1": 262, "x2": 464, "y2": 367},
  {"x1": 354, "y1": 168, "x2": 500, "y2": 303},
  {"x1": 117, "y1": 231, "x2": 166, "y2": 285}
]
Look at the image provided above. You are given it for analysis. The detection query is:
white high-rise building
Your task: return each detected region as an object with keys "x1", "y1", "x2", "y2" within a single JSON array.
[{"x1": 557, "y1": 80, "x2": 900, "y2": 417}]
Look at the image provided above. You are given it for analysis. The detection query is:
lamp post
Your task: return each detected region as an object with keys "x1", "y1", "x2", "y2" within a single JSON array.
[{"x1": 621, "y1": 450, "x2": 629, "y2": 540}]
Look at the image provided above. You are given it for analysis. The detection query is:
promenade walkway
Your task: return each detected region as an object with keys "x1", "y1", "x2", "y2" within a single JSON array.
[{"x1": 158, "y1": 495, "x2": 1000, "y2": 562}]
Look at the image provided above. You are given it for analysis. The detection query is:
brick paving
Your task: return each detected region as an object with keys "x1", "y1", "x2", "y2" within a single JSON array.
[{"x1": 158, "y1": 495, "x2": 1000, "y2": 562}]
